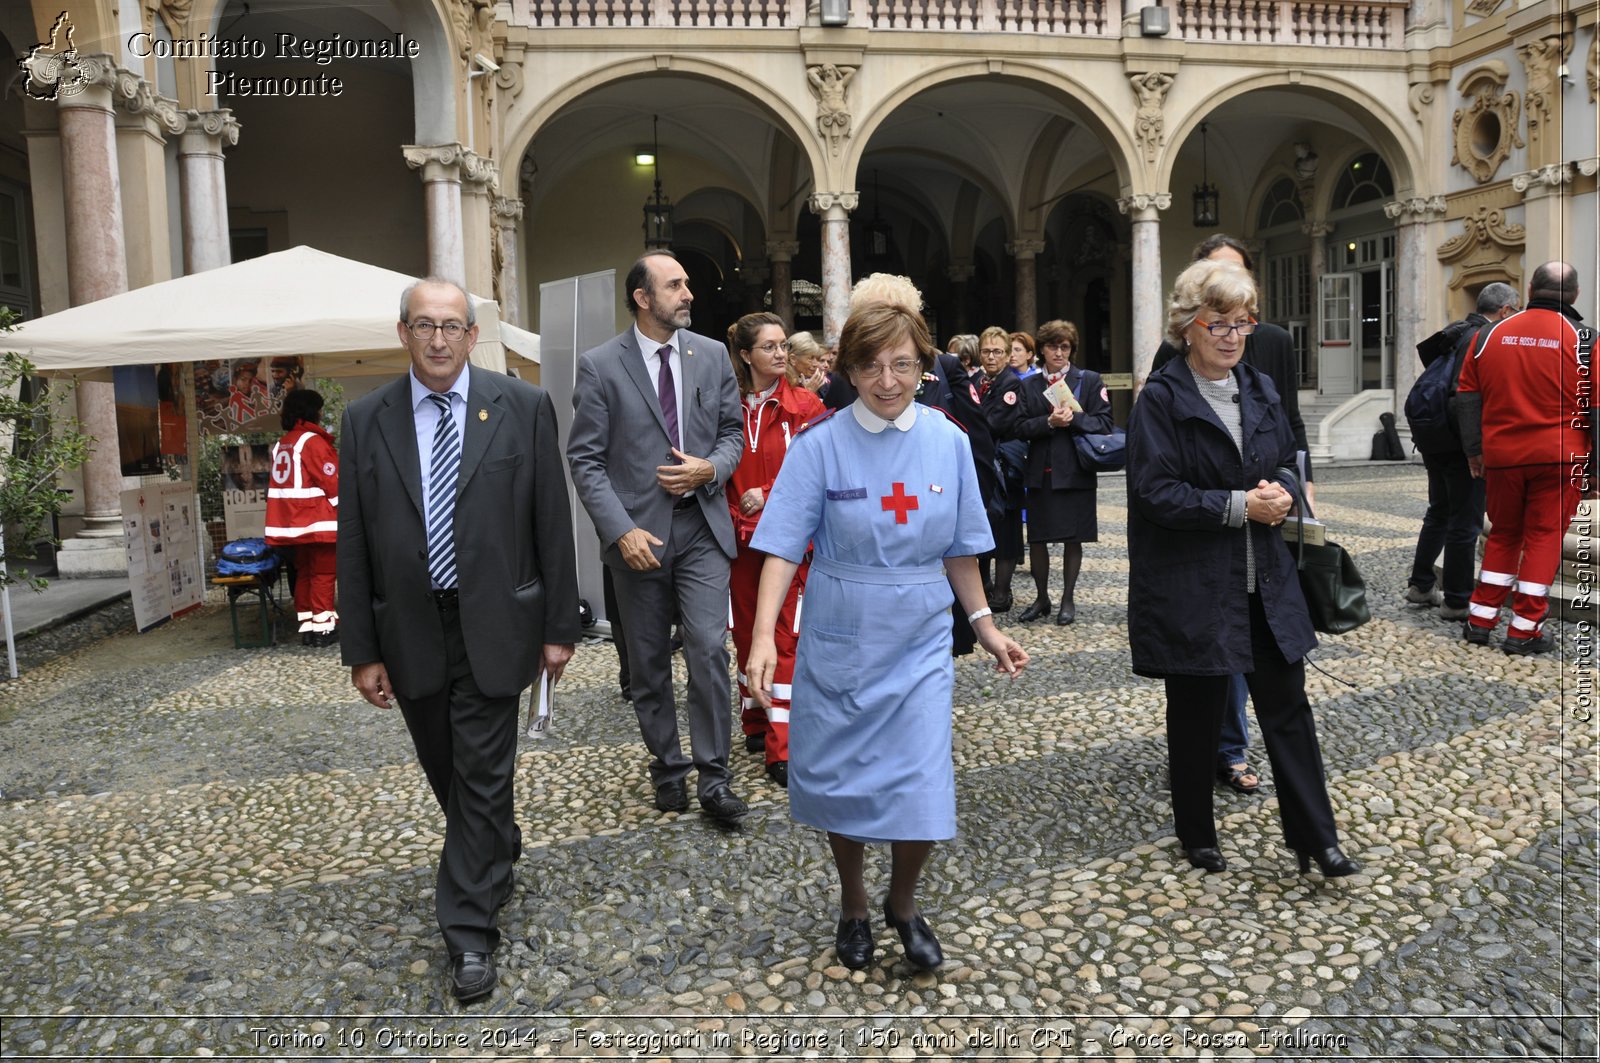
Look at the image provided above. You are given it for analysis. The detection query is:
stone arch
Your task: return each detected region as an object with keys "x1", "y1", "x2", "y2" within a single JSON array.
[
  {"x1": 845, "y1": 61, "x2": 1138, "y2": 197},
  {"x1": 504, "y1": 58, "x2": 825, "y2": 198},
  {"x1": 1244, "y1": 165, "x2": 1304, "y2": 236},
  {"x1": 1158, "y1": 73, "x2": 1419, "y2": 197},
  {"x1": 1017, "y1": 115, "x2": 1075, "y2": 235},
  {"x1": 192, "y1": 0, "x2": 456, "y2": 141},
  {"x1": 1313, "y1": 145, "x2": 1396, "y2": 220}
]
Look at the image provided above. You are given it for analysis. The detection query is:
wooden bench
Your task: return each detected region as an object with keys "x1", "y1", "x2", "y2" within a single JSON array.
[{"x1": 211, "y1": 570, "x2": 283, "y2": 648}]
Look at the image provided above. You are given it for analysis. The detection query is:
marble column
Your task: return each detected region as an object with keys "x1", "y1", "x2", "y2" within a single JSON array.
[
  {"x1": 766, "y1": 239, "x2": 799, "y2": 329},
  {"x1": 946, "y1": 262, "x2": 975, "y2": 335},
  {"x1": 1301, "y1": 220, "x2": 1333, "y2": 389},
  {"x1": 1383, "y1": 195, "x2": 1447, "y2": 413},
  {"x1": 809, "y1": 191, "x2": 858, "y2": 345},
  {"x1": 1117, "y1": 193, "x2": 1170, "y2": 395},
  {"x1": 179, "y1": 110, "x2": 240, "y2": 274},
  {"x1": 56, "y1": 59, "x2": 129, "y2": 573},
  {"x1": 1007, "y1": 237, "x2": 1046, "y2": 333},
  {"x1": 492, "y1": 196, "x2": 523, "y2": 326},
  {"x1": 402, "y1": 144, "x2": 470, "y2": 285}
]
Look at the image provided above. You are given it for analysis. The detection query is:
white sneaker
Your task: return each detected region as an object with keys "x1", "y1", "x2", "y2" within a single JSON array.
[{"x1": 1404, "y1": 585, "x2": 1443, "y2": 606}]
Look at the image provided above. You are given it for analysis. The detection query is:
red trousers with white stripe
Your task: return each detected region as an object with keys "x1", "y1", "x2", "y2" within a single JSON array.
[
  {"x1": 1468, "y1": 464, "x2": 1580, "y2": 641},
  {"x1": 292, "y1": 542, "x2": 339, "y2": 633},
  {"x1": 729, "y1": 544, "x2": 806, "y2": 764}
]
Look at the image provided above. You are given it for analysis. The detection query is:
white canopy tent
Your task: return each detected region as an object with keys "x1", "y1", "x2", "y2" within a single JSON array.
[{"x1": 7, "y1": 245, "x2": 534, "y2": 379}]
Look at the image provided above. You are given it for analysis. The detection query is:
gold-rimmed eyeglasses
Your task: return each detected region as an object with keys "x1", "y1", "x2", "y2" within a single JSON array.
[
  {"x1": 407, "y1": 320, "x2": 469, "y2": 341},
  {"x1": 754, "y1": 340, "x2": 790, "y2": 355}
]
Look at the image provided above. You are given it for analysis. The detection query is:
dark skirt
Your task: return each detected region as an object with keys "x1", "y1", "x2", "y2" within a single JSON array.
[
  {"x1": 986, "y1": 505, "x2": 1024, "y2": 561},
  {"x1": 1026, "y1": 484, "x2": 1098, "y2": 543}
]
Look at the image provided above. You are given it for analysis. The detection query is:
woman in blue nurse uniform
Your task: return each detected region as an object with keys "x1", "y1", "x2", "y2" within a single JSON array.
[{"x1": 746, "y1": 301, "x2": 1029, "y2": 972}]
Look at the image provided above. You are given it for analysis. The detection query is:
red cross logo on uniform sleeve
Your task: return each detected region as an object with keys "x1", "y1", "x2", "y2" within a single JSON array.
[{"x1": 881, "y1": 482, "x2": 919, "y2": 523}]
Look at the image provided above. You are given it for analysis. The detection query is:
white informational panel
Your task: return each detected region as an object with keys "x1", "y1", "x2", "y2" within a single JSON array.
[
  {"x1": 540, "y1": 271, "x2": 619, "y2": 632},
  {"x1": 121, "y1": 483, "x2": 204, "y2": 632}
]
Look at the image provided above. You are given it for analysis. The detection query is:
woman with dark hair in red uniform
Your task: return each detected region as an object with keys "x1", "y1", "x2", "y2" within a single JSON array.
[
  {"x1": 726, "y1": 312, "x2": 826, "y2": 787},
  {"x1": 265, "y1": 389, "x2": 340, "y2": 646}
]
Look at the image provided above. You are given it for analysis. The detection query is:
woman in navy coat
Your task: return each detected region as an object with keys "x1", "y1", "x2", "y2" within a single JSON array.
[{"x1": 1126, "y1": 259, "x2": 1359, "y2": 879}]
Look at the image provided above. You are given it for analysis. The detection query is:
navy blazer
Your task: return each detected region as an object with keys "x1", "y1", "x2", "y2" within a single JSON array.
[
  {"x1": 1125, "y1": 357, "x2": 1316, "y2": 678},
  {"x1": 1015, "y1": 365, "x2": 1114, "y2": 491}
]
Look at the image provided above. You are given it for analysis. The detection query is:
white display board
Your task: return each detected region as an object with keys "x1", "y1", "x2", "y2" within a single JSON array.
[{"x1": 120, "y1": 483, "x2": 204, "y2": 632}]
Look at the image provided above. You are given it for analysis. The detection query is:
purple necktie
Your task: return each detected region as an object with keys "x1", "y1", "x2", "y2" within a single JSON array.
[{"x1": 657, "y1": 346, "x2": 680, "y2": 449}]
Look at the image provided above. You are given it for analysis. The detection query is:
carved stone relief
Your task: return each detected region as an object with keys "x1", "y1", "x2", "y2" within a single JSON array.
[
  {"x1": 1587, "y1": 31, "x2": 1598, "y2": 103},
  {"x1": 1436, "y1": 205, "x2": 1526, "y2": 295},
  {"x1": 1127, "y1": 72, "x2": 1173, "y2": 165},
  {"x1": 1517, "y1": 36, "x2": 1571, "y2": 154},
  {"x1": 1451, "y1": 63, "x2": 1523, "y2": 184},
  {"x1": 807, "y1": 64, "x2": 857, "y2": 158}
]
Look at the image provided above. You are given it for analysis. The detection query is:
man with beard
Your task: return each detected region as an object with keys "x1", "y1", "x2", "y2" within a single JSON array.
[{"x1": 567, "y1": 251, "x2": 749, "y2": 823}]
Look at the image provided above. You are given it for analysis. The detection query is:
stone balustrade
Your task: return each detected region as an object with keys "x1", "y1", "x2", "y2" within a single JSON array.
[{"x1": 512, "y1": 0, "x2": 1404, "y2": 44}]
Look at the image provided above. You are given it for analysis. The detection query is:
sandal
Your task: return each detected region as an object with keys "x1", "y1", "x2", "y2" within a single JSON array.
[{"x1": 1217, "y1": 763, "x2": 1260, "y2": 794}]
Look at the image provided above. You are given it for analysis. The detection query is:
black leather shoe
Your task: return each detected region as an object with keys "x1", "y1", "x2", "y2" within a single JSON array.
[
  {"x1": 1462, "y1": 623, "x2": 1491, "y2": 646},
  {"x1": 883, "y1": 899, "x2": 943, "y2": 969},
  {"x1": 1184, "y1": 847, "x2": 1226, "y2": 872},
  {"x1": 1056, "y1": 601, "x2": 1077, "y2": 625},
  {"x1": 653, "y1": 779, "x2": 688, "y2": 813},
  {"x1": 835, "y1": 917, "x2": 874, "y2": 970},
  {"x1": 745, "y1": 733, "x2": 766, "y2": 754},
  {"x1": 450, "y1": 951, "x2": 495, "y2": 1002},
  {"x1": 1503, "y1": 631, "x2": 1554, "y2": 656},
  {"x1": 765, "y1": 760, "x2": 788, "y2": 788},
  {"x1": 1017, "y1": 596, "x2": 1052, "y2": 622},
  {"x1": 700, "y1": 784, "x2": 749, "y2": 824},
  {"x1": 1295, "y1": 846, "x2": 1361, "y2": 877},
  {"x1": 988, "y1": 590, "x2": 1013, "y2": 613}
]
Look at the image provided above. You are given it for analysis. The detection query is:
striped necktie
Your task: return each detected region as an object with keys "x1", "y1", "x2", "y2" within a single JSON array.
[{"x1": 425, "y1": 393, "x2": 460, "y2": 589}]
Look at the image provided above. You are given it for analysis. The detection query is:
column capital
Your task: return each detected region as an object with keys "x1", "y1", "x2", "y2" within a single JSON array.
[
  {"x1": 1115, "y1": 192, "x2": 1171, "y2": 218},
  {"x1": 181, "y1": 108, "x2": 241, "y2": 147},
  {"x1": 765, "y1": 239, "x2": 801, "y2": 262},
  {"x1": 1300, "y1": 219, "x2": 1334, "y2": 238},
  {"x1": 1382, "y1": 195, "x2": 1446, "y2": 222},
  {"x1": 492, "y1": 196, "x2": 523, "y2": 225},
  {"x1": 403, "y1": 143, "x2": 499, "y2": 191},
  {"x1": 1578, "y1": 157, "x2": 1600, "y2": 178},
  {"x1": 808, "y1": 191, "x2": 859, "y2": 216},
  {"x1": 1510, "y1": 163, "x2": 1573, "y2": 196},
  {"x1": 1005, "y1": 237, "x2": 1047, "y2": 259}
]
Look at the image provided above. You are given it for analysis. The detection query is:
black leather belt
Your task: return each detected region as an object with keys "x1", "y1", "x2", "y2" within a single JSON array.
[
  {"x1": 432, "y1": 588, "x2": 459, "y2": 608},
  {"x1": 673, "y1": 495, "x2": 698, "y2": 511}
]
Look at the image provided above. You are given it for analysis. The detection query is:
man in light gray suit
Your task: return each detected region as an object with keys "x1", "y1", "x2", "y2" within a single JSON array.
[
  {"x1": 567, "y1": 251, "x2": 749, "y2": 824},
  {"x1": 340, "y1": 278, "x2": 580, "y2": 1003}
]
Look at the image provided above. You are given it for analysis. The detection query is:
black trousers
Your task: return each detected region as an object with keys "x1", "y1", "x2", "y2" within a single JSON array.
[
  {"x1": 1409, "y1": 449, "x2": 1486, "y2": 608},
  {"x1": 396, "y1": 594, "x2": 519, "y2": 957},
  {"x1": 1163, "y1": 593, "x2": 1338, "y2": 852}
]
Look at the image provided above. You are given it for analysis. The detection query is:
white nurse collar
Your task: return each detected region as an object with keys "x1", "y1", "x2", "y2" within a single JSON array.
[{"x1": 851, "y1": 399, "x2": 918, "y2": 434}]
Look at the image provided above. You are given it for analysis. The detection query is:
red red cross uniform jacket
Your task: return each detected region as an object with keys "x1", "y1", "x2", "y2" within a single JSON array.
[
  {"x1": 1457, "y1": 302, "x2": 1589, "y2": 643},
  {"x1": 728, "y1": 380, "x2": 825, "y2": 765},
  {"x1": 266, "y1": 422, "x2": 340, "y2": 634}
]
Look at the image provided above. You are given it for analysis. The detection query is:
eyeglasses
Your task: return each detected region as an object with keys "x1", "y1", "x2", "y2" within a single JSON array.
[
  {"x1": 856, "y1": 358, "x2": 920, "y2": 378},
  {"x1": 1197, "y1": 319, "x2": 1258, "y2": 337},
  {"x1": 754, "y1": 341, "x2": 790, "y2": 355},
  {"x1": 978, "y1": 347, "x2": 1007, "y2": 356},
  {"x1": 1043, "y1": 341, "x2": 1073, "y2": 351},
  {"x1": 407, "y1": 320, "x2": 469, "y2": 341}
]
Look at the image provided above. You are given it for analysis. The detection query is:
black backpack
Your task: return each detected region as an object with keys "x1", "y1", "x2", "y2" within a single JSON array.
[{"x1": 1405, "y1": 325, "x2": 1486, "y2": 454}]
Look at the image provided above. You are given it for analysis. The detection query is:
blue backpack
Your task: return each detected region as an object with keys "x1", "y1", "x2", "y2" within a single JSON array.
[
  {"x1": 1405, "y1": 325, "x2": 1485, "y2": 455},
  {"x1": 216, "y1": 538, "x2": 278, "y2": 577}
]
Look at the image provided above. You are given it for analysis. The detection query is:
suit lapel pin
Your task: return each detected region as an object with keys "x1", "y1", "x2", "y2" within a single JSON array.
[{"x1": 478, "y1": 409, "x2": 488, "y2": 421}]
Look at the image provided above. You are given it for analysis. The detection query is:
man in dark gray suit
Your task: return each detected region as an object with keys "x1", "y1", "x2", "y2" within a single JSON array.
[
  {"x1": 338, "y1": 277, "x2": 579, "y2": 1003},
  {"x1": 567, "y1": 251, "x2": 748, "y2": 824}
]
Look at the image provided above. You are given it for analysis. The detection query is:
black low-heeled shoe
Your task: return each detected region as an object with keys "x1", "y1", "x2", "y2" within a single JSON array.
[
  {"x1": 1016, "y1": 597, "x2": 1052, "y2": 622},
  {"x1": 1055, "y1": 601, "x2": 1076, "y2": 625},
  {"x1": 1183, "y1": 846, "x2": 1226, "y2": 872},
  {"x1": 1295, "y1": 846, "x2": 1361, "y2": 877},
  {"x1": 835, "y1": 916, "x2": 874, "y2": 970},
  {"x1": 882, "y1": 899, "x2": 943, "y2": 970}
]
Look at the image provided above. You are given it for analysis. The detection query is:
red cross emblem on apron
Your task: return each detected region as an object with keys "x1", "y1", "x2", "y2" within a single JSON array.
[{"x1": 881, "y1": 482, "x2": 919, "y2": 524}]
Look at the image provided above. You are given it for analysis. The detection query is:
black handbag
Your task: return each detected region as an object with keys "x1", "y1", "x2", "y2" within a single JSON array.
[
  {"x1": 1069, "y1": 374, "x2": 1127, "y2": 472},
  {"x1": 1277, "y1": 468, "x2": 1371, "y2": 634}
]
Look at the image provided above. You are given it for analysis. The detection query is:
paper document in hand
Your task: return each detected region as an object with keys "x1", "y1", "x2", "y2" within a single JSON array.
[
  {"x1": 1044, "y1": 378, "x2": 1082, "y2": 412},
  {"x1": 1280, "y1": 516, "x2": 1327, "y2": 547},
  {"x1": 527, "y1": 671, "x2": 554, "y2": 738}
]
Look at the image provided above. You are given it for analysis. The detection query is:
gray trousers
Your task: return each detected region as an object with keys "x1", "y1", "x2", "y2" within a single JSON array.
[{"x1": 608, "y1": 504, "x2": 733, "y2": 798}]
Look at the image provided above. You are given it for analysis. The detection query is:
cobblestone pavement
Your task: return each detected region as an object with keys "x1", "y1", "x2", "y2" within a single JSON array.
[{"x1": 0, "y1": 463, "x2": 1594, "y2": 1061}]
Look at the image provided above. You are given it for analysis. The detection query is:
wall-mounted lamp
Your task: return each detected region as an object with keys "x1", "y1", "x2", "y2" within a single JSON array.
[{"x1": 633, "y1": 150, "x2": 655, "y2": 166}]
